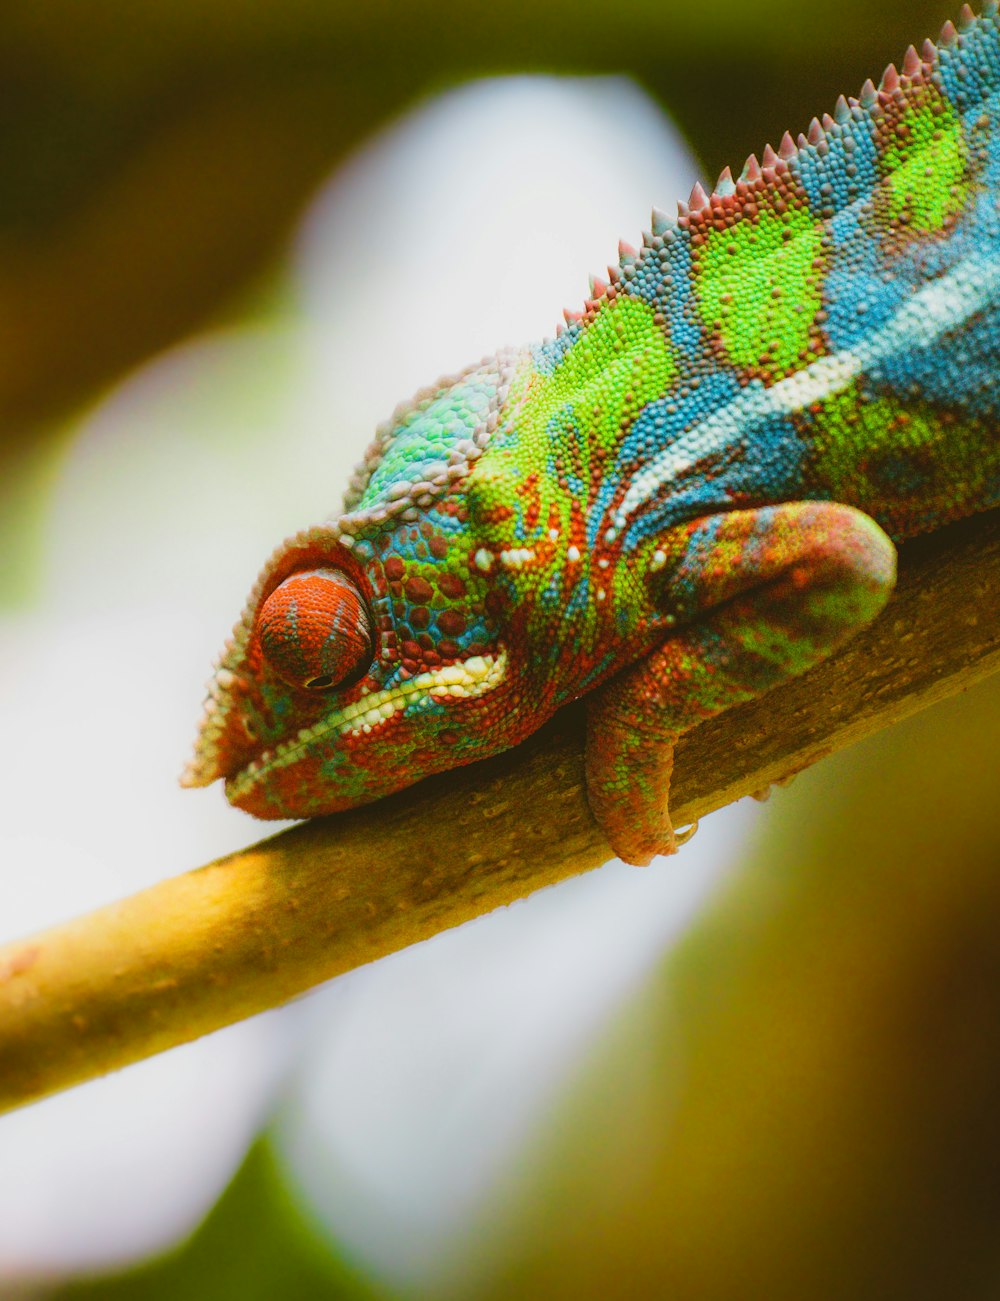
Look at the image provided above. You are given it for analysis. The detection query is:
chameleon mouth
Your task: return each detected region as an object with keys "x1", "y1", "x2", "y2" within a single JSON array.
[{"x1": 225, "y1": 650, "x2": 508, "y2": 800}]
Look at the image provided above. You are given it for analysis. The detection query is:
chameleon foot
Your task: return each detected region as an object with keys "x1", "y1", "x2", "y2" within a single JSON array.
[
  {"x1": 584, "y1": 695, "x2": 681, "y2": 866},
  {"x1": 751, "y1": 773, "x2": 801, "y2": 802}
]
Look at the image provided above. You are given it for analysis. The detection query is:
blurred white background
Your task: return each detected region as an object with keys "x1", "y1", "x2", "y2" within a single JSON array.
[{"x1": 0, "y1": 73, "x2": 763, "y2": 1291}]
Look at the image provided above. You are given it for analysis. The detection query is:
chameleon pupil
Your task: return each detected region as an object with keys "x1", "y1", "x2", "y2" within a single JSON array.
[{"x1": 257, "y1": 568, "x2": 372, "y2": 691}]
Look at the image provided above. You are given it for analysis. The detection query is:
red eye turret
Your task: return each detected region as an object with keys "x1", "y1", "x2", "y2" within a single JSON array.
[{"x1": 257, "y1": 568, "x2": 373, "y2": 691}]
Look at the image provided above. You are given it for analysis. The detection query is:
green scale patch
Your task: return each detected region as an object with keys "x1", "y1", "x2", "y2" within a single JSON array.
[
  {"x1": 694, "y1": 197, "x2": 828, "y2": 382},
  {"x1": 800, "y1": 383, "x2": 999, "y2": 536},
  {"x1": 516, "y1": 296, "x2": 676, "y2": 455},
  {"x1": 880, "y1": 90, "x2": 970, "y2": 235},
  {"x1": 468, "y1": 296, "x2": 677, "y2": 646},
  {"x1": 474, "y1": 295, "x2": 676, "y2": 544}
]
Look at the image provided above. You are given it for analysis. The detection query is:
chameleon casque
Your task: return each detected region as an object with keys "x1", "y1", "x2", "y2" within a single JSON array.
[{"x1": 185, "y1": 5, "x2": 1000, "y2": 866}]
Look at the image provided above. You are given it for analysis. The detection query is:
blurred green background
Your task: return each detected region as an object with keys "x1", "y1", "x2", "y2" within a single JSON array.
[{"x1": 4, "y1": 1, "x2": 998, "y2": 1297}]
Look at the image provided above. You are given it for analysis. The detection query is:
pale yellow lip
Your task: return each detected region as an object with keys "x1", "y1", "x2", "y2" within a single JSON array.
[{"x1": 225, "y1": 650, "x2": 508, "y2": 798}]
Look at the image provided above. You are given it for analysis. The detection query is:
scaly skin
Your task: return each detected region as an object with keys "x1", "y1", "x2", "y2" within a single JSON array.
[{"x1": 185, "y1": 5, "x2": 1000, "y2": 865}]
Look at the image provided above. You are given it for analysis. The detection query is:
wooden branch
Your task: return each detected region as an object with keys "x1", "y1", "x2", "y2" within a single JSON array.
[{"x1": 1, "y1": 510, "x2": 997, "y2": 1116}]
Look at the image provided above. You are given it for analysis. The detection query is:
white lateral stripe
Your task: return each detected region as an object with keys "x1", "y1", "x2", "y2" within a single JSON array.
[
  {"x1": 616, "y1": 254, "x2": 1000, "y2": 527},
  {"x1": 227, "y1": 650, "x2": 507, "y2": 796}
]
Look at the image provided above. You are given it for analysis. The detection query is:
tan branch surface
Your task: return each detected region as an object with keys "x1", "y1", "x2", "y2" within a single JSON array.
[{"x1": 1, "y1": 511, "x2": 998, "y2": 1116}]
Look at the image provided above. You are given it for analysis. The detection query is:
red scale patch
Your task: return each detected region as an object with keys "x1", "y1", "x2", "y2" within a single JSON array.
[
  {"x1": 404, "y1": 576, "x2": 435, "y2": 603},
  {"x1": 437, "y1": 573, "x2": 467, "y2": 599}
]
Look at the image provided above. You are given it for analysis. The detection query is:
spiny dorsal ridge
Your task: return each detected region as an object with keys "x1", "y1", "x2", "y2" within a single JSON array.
[
  {"x1": 741, "y1": 153, "x2": 762, "y2": 183},
  {"x1": 563, "y1": 1, "x2": 992, "y2": 342},
  {"x1": 903, "y1": 43, "x2": 923, "y2": 77},
  {"x1": 715, "y1": 165, "x2": 736, "y2": 197},
  {"x1": 881, "y1": 62, "x2": 901, "y2": 93},
  {"x1": 650, "y1": 206, "x2": 671, "y2": 236}
]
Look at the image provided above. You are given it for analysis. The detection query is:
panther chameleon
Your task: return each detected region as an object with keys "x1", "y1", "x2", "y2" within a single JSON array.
[{"x1": 184, "y1": 4, "x2": 1000, "y2": 865}]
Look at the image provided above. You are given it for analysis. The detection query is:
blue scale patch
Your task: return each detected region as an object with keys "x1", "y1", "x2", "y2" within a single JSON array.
[
  {"x1": 425, "y1": 502, "x2": 469, "y2": 537},
  {"x1": 822, "y1": 205, "x2": 914, "y2": 353},
  {"x1": 593, "y1": 369, "x2": 808, "y2": 550},
  {"x1": 532, "y1": 328, "x2": 581, "y2": 375},
  {"x1": 937, "y1": 15, "x2": 1000, "y2": 111},
  {"x1": 626, "y1": 237, "x2": 704, "y2": 361},
  {"x1": 360, "y1": 372, "x2": 498, "y2": 509},
  {"x1": 871, "y1": 292, "x2": 1000, "y2": 418},
  {"x1": 793, "y1": 116, "x2": 880, "y2": 218},
  {"x1": 862, "y1": 104, "x2": 1000, "y2": 418}
]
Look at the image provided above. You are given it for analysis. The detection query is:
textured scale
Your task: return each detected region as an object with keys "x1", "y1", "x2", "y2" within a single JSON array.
[{"x1": 186, "y1": 7, "x2": 1000, "y2": 864}]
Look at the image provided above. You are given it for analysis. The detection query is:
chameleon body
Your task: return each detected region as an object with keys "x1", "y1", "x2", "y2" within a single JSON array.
[{"x1": 185, "y1": 6, "x2": 1000, "y2": 865}]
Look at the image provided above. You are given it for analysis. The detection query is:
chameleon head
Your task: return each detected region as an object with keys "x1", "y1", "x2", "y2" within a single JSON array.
[{"x1": 182, "y1": 523, "x2": 510, "y2": 818}]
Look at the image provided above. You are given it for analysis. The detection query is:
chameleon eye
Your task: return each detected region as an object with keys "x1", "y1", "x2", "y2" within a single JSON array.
[{"x1": 257, "y1": 568, "x2": 373, "y2": 692}]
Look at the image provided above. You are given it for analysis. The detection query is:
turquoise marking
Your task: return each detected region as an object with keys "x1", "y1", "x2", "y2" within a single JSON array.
[{"x1": 794, "y1": 115, "x2": 879, "y2": 216}]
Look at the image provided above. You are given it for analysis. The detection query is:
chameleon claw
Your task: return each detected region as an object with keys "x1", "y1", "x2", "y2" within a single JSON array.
[{"x1": 751, "y1": 772, "x2": 801, "y2": 802}]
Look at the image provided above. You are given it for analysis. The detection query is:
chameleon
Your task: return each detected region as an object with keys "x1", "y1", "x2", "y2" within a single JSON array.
[{"x1": 184, "y1": 4, "x2": 1000, "y2": 866}]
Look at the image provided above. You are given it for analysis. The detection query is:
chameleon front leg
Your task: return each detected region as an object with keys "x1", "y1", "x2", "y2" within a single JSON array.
[{"x1": 585, "y1": 502, "x2": 897, "y2": 865}]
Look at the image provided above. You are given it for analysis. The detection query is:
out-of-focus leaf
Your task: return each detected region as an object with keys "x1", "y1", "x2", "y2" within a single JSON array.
[{"x1": 55, "y1": 1138, "x2": 380, "y2": 1301}]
